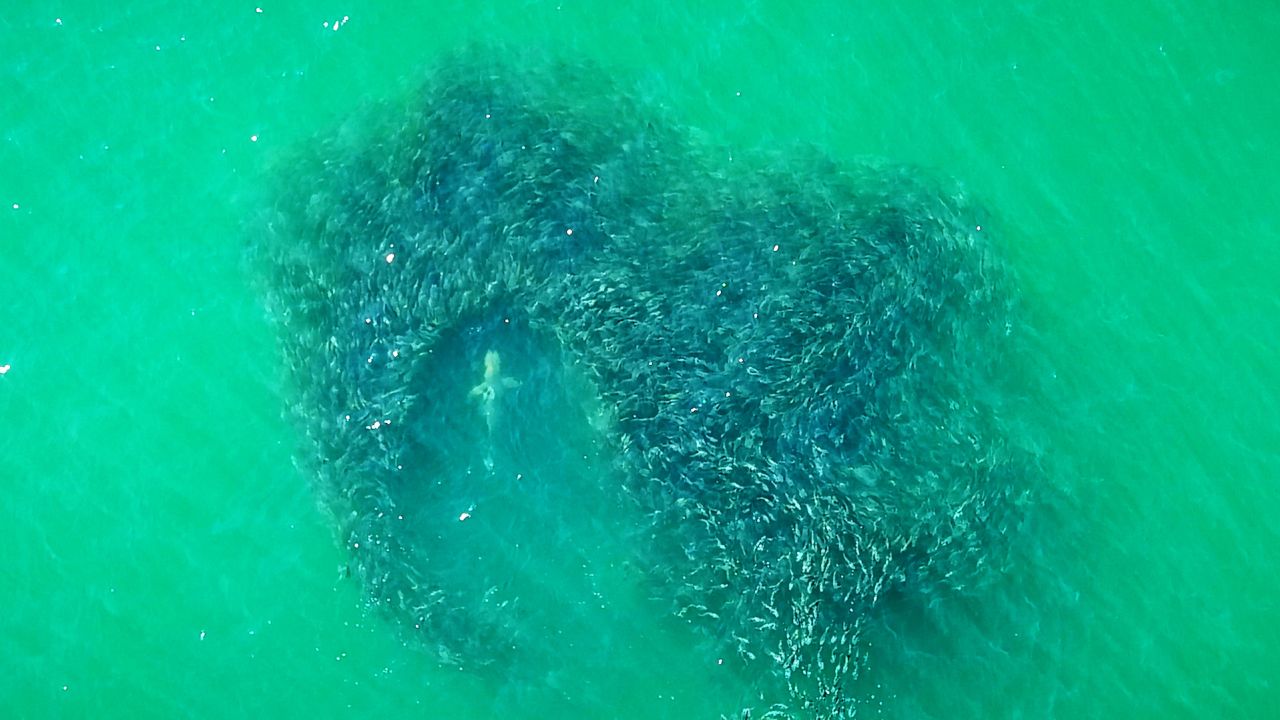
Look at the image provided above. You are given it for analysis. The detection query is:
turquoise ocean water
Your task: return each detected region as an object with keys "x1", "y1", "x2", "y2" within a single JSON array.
[{"x1": 2, "y1": 2, "x2": 1277, "y2": 718}]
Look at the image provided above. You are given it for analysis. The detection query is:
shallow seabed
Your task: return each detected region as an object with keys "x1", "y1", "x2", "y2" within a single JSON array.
[{"x1": 2, "y1": 2, "x2": 1277, "y2": 718}]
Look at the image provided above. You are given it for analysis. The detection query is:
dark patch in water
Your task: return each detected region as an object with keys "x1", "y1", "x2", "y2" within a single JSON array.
[{"x1": 256, "y1": 49, "x2": 1035, "y2": 718}]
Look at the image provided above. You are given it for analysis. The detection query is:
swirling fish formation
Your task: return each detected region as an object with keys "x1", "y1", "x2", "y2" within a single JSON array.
[{"x1": 257, "y1": 50, "x2": 1033, "y2": 718}]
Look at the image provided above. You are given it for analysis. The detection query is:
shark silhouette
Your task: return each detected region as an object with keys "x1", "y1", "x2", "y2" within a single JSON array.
[{"x1": 468, "y1": 349, "x2": 520, "y2": 434}]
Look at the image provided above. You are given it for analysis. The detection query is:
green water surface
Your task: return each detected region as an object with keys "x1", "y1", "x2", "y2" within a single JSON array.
[{"x1": 2, "y1": 2, "x2": 1277, "y2": 718}]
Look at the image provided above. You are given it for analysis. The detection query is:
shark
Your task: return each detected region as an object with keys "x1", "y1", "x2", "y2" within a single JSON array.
[{"x1": 468, "y1": 349, "x2": 520, "y2": 434}]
